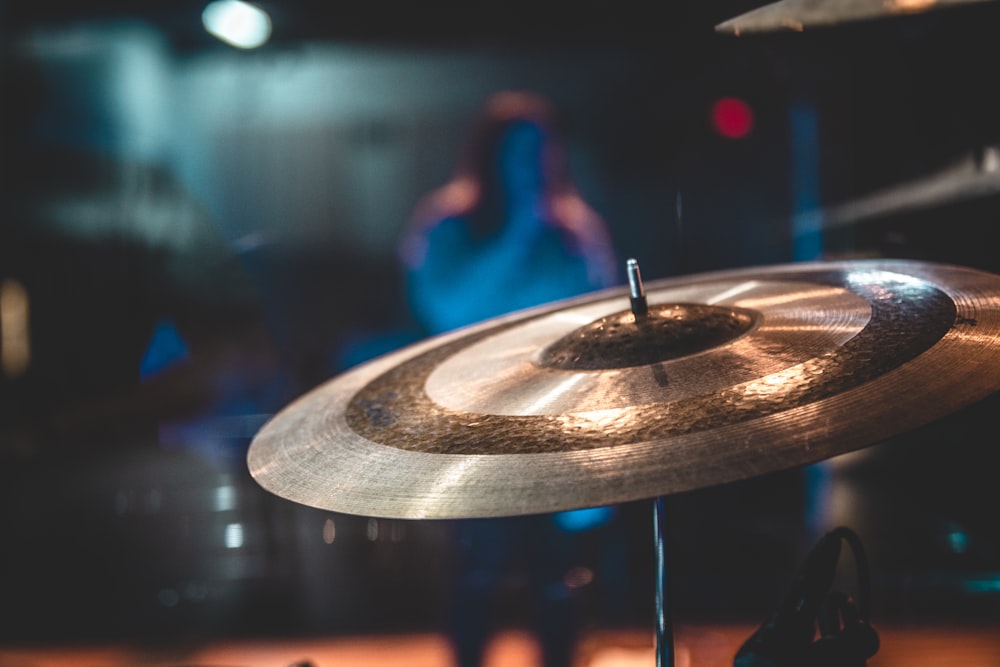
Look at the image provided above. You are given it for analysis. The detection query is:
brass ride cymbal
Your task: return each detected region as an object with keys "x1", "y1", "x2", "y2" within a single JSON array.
[
  {"x1": 715, "y1": 0, "x2": 995, "y2": 34},
  {"x1": 248, "y1": 260, "x2": 1000, "y2": 519}
]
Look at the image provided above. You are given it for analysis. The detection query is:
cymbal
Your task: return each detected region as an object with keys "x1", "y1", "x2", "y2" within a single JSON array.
[
  {"x1": 248, "y1": 260, "x2": 1000, "y2": 519},
  {"x1": 794, "y1": 157, "x2": 1000, "y2": 234},
  {"x1": 716, "y1": 0, "x2": 995, "y2": 34}
]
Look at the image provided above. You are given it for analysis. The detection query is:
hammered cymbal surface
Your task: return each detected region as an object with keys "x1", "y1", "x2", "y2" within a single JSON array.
[{"x1": 248, "y1": 260, "x2": 1000, "y2": 519}]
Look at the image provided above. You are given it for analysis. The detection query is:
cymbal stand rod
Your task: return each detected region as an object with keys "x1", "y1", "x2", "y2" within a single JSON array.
[
  {"x1": 653, "y1": 494, "x2": 675, "y2": 667},
  {"x1": 629, "y1": 257, "x2": 672, "y2": 664},
  {"x1": 627, "y1": 258, "x2": 648, "y2": 318}
]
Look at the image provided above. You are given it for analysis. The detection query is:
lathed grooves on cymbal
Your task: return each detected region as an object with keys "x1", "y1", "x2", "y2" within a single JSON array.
[
  {"x1": 421, "y1": 279, "x2": 871, "y2": 416},
  {"x1": 248, "y1": 260, "x2": 1000, "y2": 519},
  {"x1": 344, "y1": 271, "x2": 951, "y2": 455}
]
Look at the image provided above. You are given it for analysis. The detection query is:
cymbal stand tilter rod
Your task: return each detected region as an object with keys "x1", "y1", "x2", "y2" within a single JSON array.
[
  {"x1": 627, "y1": 258, "x2": 648, "y2": 319},
  {"x1": 653, "y1": 494, "x2": 675, "y2": 667},
  {"x1": 629, "y1": 258, "x2": 674, "y2": 666}
]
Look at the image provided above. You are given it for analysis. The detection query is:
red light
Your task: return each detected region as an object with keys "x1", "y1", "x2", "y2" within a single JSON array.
[{"x1": 711, "y1": 97, "x2": 754, "y2": 139}]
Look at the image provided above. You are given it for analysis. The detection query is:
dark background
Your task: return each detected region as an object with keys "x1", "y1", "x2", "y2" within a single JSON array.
[{"x1": 1, "y1": 0, "x2": 999, "y2": 650}]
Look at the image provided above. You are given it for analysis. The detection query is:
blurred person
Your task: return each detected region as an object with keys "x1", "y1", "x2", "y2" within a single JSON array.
[
  {"x1": 399, "y1": 90, "x2": 617, "y2": 334},
  {"x1": 398, "y1": 90, "x2": 623, "y2": 667}
]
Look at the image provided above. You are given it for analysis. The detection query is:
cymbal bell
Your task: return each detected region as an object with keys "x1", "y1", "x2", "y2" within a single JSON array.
[
  {"x1": 716, "y1": 0, "x2": 995, "y2": 35},
  {"x1": 248, "y1": 260, "x2": 1000, "y2": 519}
]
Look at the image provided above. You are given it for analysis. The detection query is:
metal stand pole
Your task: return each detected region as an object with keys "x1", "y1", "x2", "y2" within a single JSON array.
[
  {"x1": 629, "y1": 258, "x2": 674, "y2": 665},
  {"x1": 653, "y1": 495, "x2": 674, "y2": 667}
]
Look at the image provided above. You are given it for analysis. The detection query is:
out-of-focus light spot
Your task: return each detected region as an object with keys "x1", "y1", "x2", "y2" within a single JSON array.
[
  {"x1": 390, "y1": 520, "x2": 405, "y2": 543},
  {"x1": 215, "y1": 485, "x2": 236, "y2": 512},
  {"x1": 323, "y1": 518, "x2": 337, "y2": 544},
  {"x1": 225, "y1": 522, "x2": 244, "y2": 548},
  {"x1": 202, "y1": 0, "x2": 272, "y2": 49},
  {"x1": 888, "y1": 0, "x2": 938, "y2": 13},
  {"x1": 590, "y1": 644, "x2": 690, "y2": 667},
  {"x1": 367, "y1": 518, "x2": 379, "y2": 541},
  {"x1": 139, "y1": 319, "x2": 190, "y2": 380},
  {"x1": 948, "y1": 527, "x2": 969, "y2": 554},
  {"x1": 0, "y1": 279, "x2": 31, "y2": 378},
  {"x1": 964, "y1": 576, "x2": 1000, "y2": 593},
  {"x1": 563, "y1": 566, "x2": 594, "y2": 589},
  {"x1": 554, "y1": 506, "x2": 615, "y2": 532},
  {"x1": 158, "y1": 588, "x2": 180, "y2": 608},
  {"x1": 711, "y1": 97, "x2": 754, "y2": 139}
]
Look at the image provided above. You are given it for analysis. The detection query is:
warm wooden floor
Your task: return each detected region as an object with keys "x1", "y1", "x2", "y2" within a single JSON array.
[{"x1": 2, "y1": 625, "x2": 999, "y2": 667}]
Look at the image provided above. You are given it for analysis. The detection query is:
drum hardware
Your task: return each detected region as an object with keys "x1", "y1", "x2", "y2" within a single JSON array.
[{"x1": 735, "y1": 526, "x2": 879, "y2": 667}]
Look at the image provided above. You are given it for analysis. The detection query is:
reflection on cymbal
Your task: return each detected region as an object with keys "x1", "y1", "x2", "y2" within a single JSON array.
[
  {"x1": 248, "y1": 260, "x2": 1000, "y2": 519},
  {"x1": 716, "y1": 0, "x2": 995, "y2": 34}
]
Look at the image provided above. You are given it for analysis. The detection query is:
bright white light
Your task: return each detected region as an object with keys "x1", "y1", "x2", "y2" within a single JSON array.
[
  {"x1": 214, "y1": 485, "x2": 236, "y2": 511},
  {"x1": 225, "y1": 522, "x2": 244, "y2": 548},
  {"x1": 202, "y1": 0, "x2": 272, "y2": 49}
]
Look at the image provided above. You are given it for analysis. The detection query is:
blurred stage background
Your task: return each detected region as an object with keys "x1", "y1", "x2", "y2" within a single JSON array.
[{"x1": 1, "y1": 0, "x2": 999, "y2": 664}]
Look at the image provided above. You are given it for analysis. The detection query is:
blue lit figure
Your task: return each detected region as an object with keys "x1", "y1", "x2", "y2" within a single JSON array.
[
  {"x1": 400, "y1": 92, "x2": 617, "y2": 334},
  {"x1": 399, "y1": 91, "x2": 620, "y2": 667}
]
